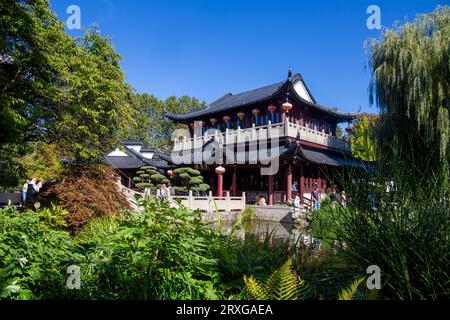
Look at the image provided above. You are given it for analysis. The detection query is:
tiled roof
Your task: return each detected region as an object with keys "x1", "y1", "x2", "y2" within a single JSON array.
[
  {"x1": 166, "y1": 73, "x2": 357, "y2": 122},
  {"x1": 105, "y1": 156, "x2": 146, "y2": 169},
  {"x1": 105, "y1": 141, "x2": 174, "y2": 170}
]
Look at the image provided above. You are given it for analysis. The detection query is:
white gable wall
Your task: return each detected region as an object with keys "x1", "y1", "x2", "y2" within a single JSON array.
[
  {"x1": 107, "y1": 148, "x2": 128, "y2": 157},
  {"x1": 293, "y1": 81, "x2": 313, "y2": 103}
]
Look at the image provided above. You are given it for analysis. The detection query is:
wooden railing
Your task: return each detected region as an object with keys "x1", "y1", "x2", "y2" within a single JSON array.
[{"x1": 173, "y1": 119, "x2": 351, "y2": 153}]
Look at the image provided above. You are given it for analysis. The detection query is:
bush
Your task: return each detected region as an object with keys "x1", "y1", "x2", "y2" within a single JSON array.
[
  {"x1": 0, "y1": 206, "x2": 81, "y2": 299},
  {"x1": 40, "y1": 166, "x2": 130, "y2": 232}
]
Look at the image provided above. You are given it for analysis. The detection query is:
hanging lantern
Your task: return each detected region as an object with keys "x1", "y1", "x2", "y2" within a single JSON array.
[
  {"x1": 252, "y1": 108, "x2": 260, "y2": 116},
  {"x1": 189, "y1": 122, "x2": 195, "y2": 129},
  {"x1": 267, "y1": 104, "x2": 277, "y2": 113},
  {"x1": 223, "y1": 115, "x2": 231, "y2": 123},
  {"x1": 167, "y1": 170, "x2": 174, "y2": 177},
  {"x1": 282, "y1": 101, "x2": 293, "y2": 113},
  {"x1": 210, "y1": 118, "x2": 217, "y2": 126},
  {"x1": 215, "y1": 166, "x2": 226, "y2": 175},
  {"x1": 237, "y1": 112, "x2": 245, "y2": 120}
]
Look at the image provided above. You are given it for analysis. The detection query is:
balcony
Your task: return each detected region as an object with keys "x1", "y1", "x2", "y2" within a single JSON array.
[{"x1": 172, "y1": 120, "x2": 351, "y2": 153}]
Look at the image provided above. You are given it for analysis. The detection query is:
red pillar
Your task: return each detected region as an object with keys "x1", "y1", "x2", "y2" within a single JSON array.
[
  {"x1": 287, "y1": 164, "x2": 292, "y2": 200},
  {"x1": 215, "y1": 166, "x2": 226, "y2": 197},
  {"x1": 268, "y1": 175, "x2": 274, "y2": 205},
  {"x1": 217, "y1": 175, "x2": 223, "y2": 197}
]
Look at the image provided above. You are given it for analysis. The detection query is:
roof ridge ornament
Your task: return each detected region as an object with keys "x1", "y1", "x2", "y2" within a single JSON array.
[{"x1": 288, "y1": 67, "x2": 292, "y2": 82}]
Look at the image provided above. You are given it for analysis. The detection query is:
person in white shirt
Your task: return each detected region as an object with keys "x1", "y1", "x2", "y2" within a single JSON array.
[{"x1": 22, "y1": 179, "x2": 29, "y2": 207}]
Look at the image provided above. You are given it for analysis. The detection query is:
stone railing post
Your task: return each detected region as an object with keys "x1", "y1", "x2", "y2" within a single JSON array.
[
  {"x1": 188, "y1": 190, "x2": 194, "y2": 209},
  {"x1": 226, "y1": 191, "x2": 230, "y2": 212},
  {"x1": 241, "y1": 192, "x2": 246, "y2": 210}
]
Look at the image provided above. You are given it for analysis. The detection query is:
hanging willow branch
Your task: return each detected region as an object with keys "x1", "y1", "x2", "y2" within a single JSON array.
[{"x1": 367, "y1": 6, "x2": 450, "y2": 193}]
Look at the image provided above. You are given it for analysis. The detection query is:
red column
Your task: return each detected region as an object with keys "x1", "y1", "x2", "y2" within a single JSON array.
[
  {"x1": 217, "y1": 175, "x2": 223, "y2": 197},
  {"x1": 287, "y1": 164, "x2": 292, "y2": 200},
  {"x1": 215, "y1": 166, "x2": 226, "y2": 197},
  {"x1": 231, "y1": 166, "x2": 237, "y2": 196},
  {"x1": 268, "y1": 175, "x2": 274, "y2": 205}
]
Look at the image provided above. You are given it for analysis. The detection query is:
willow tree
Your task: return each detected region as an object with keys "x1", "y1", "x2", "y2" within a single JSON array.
[{"x1": 367, "y1": 6, "x2": 449, "y2": 194}]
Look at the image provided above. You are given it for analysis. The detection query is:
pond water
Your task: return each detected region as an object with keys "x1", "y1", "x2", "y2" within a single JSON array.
[{"x1": 210, "y1": 219, "x2": 320, "y2": 247}]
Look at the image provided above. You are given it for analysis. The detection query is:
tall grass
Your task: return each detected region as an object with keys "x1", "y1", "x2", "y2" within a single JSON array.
[{"x1": 326, "y1": 160, "x2": 450, "y2": 300}]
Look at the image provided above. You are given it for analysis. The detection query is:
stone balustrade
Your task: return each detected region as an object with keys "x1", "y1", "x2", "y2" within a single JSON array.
[{"x1": 173, "y1": 120, "x2": 351, "y2": 153}]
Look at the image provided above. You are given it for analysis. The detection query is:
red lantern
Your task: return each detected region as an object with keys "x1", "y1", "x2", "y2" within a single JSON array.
[
  {"x1": 223, "y1": 115, "x2": 231, "y2": 123},
  {"x1": 282, "y1": 101, "x2": 293, "y2": 113},
  {"x1": 167, "y1": 170, "x2": 174, "y2": 177},
  {"x1": 237, "y1": 112, "x2": 245, "y2": 120},
  {"x1": 190, "y1": 122, "x2": 195, "y2": 129},
  {"x1": 215, "y1": 166, "x2": 226, "y2": 175},
  {"x1": 267, "y1": 104, "x2": 277, "y2": 112},
  {"x1": 210, "y1": 118, "x2": 217, "y2": 125},
  {"x1": 252, "y1": 108, "x2": 260, "y2": 116}
]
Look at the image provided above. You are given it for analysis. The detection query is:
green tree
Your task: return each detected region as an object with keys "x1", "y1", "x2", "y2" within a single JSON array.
[
  {"x1": 349, "y1": 113, "x2": 378, "y2": 161},
  {"x1": 367, "y1": 6, "x2": 450, "y2": 193},
  {"x1": 119, "y1": 94, "x2": 204, "y2": 151},
  {"x1": 0, "y1": 0, "x2": 135, "y2": 185}
]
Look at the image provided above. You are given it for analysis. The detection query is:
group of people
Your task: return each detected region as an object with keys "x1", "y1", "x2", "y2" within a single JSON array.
[
  {"x1": 310, "y1": 184, "x2": 347, "y2": 210},
  {"x1": 21, "y1": 178, "x2": 43, "y2": 208},
  {"x1": 156, "y1": 183, "x2": 174, "y2": 200}
]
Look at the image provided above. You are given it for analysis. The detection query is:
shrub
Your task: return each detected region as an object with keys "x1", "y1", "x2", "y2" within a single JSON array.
[
  {"x1": 75, "y1": 197, "x2": 221, "y2": 299},
  {"x1": 0, "y1": 206, "x2": 81, "y2": 299},
  {"x1": 40, "y1": 166, "x2": 130, "y2": 232},
  {"x1": 172, "y1": 167, "x2": 210, "y2": 193},
  {"x1": 134, "y1": 166, "x2": 167, "y2": 191}
]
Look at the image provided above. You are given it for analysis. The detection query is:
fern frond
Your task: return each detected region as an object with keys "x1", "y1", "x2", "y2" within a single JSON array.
[
  {"x1": 244, "y1": 259, "x2": 305, "y2": 300},
  {"x1": 338, "y1": 277, "x2": 365, "y2": 300},
  {"x1": 244, "y1": 274, "x2": 269, "y2": 300}
]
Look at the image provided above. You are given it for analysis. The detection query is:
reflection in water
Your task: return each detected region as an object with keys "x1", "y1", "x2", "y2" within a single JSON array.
[{"x1": 210, "y1": 219, "x2": 319, "y2": 248}]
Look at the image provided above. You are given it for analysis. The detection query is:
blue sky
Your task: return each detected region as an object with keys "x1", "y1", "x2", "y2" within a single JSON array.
[{"x1": 50, "y1": 0, "x2": 446, "y2": 114}]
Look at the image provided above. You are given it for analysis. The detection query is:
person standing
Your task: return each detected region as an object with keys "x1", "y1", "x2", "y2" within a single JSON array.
[
  {"x1": 330, "y1": 187, "x2": 341, "y2": 205},
  {"x1": 311, "y1": 184, "x2": 321, "y2": 210},
  {"x1": 159, "y1": 184, "x2": 167, "y2": 199},
  {"x1": 340, "y1": 191, "x2": 347, "y2": 207},
  {"x1": 22, "y1": 179, "x2": 29, "y2": 207},
  {"x1": 26, "y1": 178, "x2": 37, "y2": 208}
]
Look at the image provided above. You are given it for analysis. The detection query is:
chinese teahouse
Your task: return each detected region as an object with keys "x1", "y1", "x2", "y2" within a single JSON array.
[{"x1": 166, "y1": 69, "x2": 366, "y2": 205}]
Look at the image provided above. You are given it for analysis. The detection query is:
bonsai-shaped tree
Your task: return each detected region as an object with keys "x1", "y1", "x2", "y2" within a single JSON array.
[
  {"x1": 172, "y1": 167, "x2": 209, "y2": 195},
  {"x1": 133, "y1": 166, "x2": 170, "y2": 191}
]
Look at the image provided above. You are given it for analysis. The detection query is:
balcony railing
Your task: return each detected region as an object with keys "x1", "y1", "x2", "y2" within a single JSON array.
[{"x1": 172, "y1": 120, "x2": 351, "y2": 153}]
